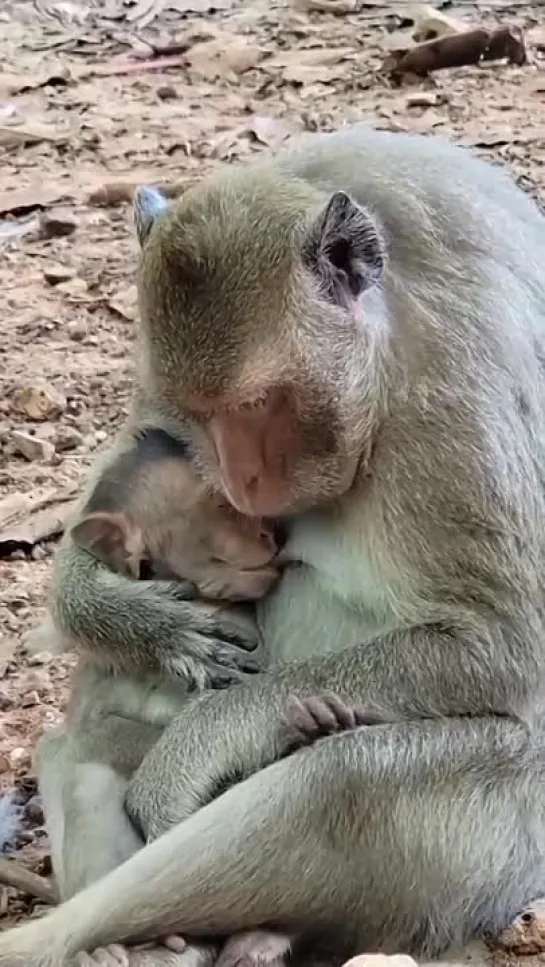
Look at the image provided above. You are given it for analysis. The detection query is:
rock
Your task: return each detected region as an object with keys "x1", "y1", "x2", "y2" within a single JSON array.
[
  {"x1": 10, "y1": 430, "x2": 55, "y2": 462},
  {"x1": 11, "y1": 380, "x2": 66, "y2": 421},
  {"x1": 26, "y1": 650, "x2": 54, "y2": 666},
  {"x1": 56, "y1": 277, "x2": 88, "y2": 298},
  {"x1": 21, "y1": 690, "x2": 40, "y2": 708},
  {"x1": 54, "y1": 425, "x2": 84, "y2": 451},
  {"x1": 38, "y1": 208, "x2": 77, "y2": 239},
  {"x1": 43, "y1": 263, "x2": 75, "y2": 286},
  {"x1": 10, "y1": 747, "x2": 31, "y2": 769},
  {"x1": 66, "y1": 320, "x2": 87, "y2": 341},
  {"x1": 25, "y1": 795, "x2": 45, "y2": 825},
  {"x1": 0, "y1": 687, "x2": 14, "y2": 711}
]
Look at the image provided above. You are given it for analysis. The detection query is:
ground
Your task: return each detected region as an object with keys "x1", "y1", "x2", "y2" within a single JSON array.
[{"x1": 0, "y1": 0, "x2": 544, "y2": 934}]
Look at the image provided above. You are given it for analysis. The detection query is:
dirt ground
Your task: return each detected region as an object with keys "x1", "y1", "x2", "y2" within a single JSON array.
[{"x1": 0, "y1": 0, "x2": 544, "y2": 931}]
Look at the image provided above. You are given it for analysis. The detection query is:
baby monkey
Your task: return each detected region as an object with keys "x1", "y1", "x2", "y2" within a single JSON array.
[
  {"x1": 71, "y1": 426, "x2": 281, "y2": 604},
  {"x1": 69, "y1": 427, "x2": 385, "y2": 967}
]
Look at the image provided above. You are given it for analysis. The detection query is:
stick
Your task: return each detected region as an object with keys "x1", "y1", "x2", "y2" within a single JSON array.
[
  {"x1": 0, "y1": 856, "x2": 59, "y2": 905},
  {"x1": 383, "y1": 26, "x2": 526, "y2": 83}
]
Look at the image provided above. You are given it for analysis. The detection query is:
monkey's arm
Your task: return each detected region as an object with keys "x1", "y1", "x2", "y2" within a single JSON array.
[
  {"x1": 126, "y1": 616, "x2": 533, "y2": 837},
  {"x1": 53, "y1": 540, "x2": 259, "y2": 688},
  {"x1": 51, "y1": 422, "x2": 260, "y2": 688}
]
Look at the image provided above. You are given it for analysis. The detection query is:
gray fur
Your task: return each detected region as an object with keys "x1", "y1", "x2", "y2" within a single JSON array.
[{"x1": 1, "y1": 124, "x2": 545, "y2": 966}]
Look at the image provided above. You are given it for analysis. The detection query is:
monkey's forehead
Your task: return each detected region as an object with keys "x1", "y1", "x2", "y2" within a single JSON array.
[{"x1": 136, "y1": 172, "x2": 321, "y2": 391}]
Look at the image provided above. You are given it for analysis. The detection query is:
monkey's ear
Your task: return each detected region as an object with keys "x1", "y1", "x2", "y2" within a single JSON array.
[
  {"x1": 133, "y1": 185, "x2": 171, "y2": 248},
  {"x1": 71, "y1": 511, "x2": 144, "y2": 578},
  {"x1": 303, "y1": 191, "x2": 384, "y2": 304}
]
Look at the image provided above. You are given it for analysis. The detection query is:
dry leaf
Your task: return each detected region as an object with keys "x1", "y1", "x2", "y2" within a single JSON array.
[
  {"x1": 185, "y1": 36, "x2": 263, "y2": 79},
  {"x1": 0, "y1": 121, "x2": 67, "y2": 147},
  {"x1": 38, "y1": 209, "x2": 78, "y2": 239},
  {"x1": 0, "y1": 185, "x2": 70, "y2": 217},
  {"x1": 9, "y1": 432, "x2": 55, "y2": 463},
  {"x1": 411, "y1": 5, "x2": 467, "y2": 43},
  {"x1": 108, "y1": 285, "x2": 137, "y2": 322},
  {"x1": 527, "y1": 26, "x2": 545, "y2": 52},
  {"x1": 167, "y1": 0, "x2": 233, "y2": 12},
  {"x1": 11, "y1": 382, "x2": 66, "y2": 421},
  {"x1": 246, "y1": 114, "x2": 295, "y2": 146},
  {"x1": 292, "y1": 0, "x2": 360, "y2": 13},
  {"x1": 0, "y1": 66, "x2": 71, "y2": 97},
  {"x1": 0, "y1": 488, "x2": 77, "y2": 557},
  {"x1": 126, "y1": 0, "x2": 165, "y2": 26},
  {"x1": 264, "y1": 46, "x2": 356, "y2": 84}
]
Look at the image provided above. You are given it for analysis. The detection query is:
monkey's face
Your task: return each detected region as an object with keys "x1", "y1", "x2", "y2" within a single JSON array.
[
  {"x1": 136, "y1": 178, "x2": 386, "y2": 517},
  {"x1": 185, "y1": 381, "x2": 364, "y2": 519},
  {"x1": 159, "y1": 500, "x2": 281, "y2": 601}
]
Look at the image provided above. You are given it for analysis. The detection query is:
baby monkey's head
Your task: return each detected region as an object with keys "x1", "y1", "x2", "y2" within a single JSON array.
[{"x1": 71, "y1": 435, "x2": 281, "y2": 602}]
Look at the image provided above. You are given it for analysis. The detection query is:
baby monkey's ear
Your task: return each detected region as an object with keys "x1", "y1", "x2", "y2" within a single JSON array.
[
  {"x1": 133, "y1": 185, "x2": 172, "y2": 248},
  {"x1": 71, "y1": 511, "x2": 144, "y2": 579}
]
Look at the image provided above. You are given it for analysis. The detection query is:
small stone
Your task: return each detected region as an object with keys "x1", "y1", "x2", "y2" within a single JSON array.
[
  {"x1": 26, "y1": 650, "x2": 54, "y2": 666},
  {"x1": 11, "y1": 380, "x2": 66, "y2": 421},
  {"x1": 66, "y1": 320, "x2": 86, "y2": 342},
  {"x1": 0, "y1": 755, "x2": 10, "y2": 774},
  {"x1": 157, "y1": 85, "x2": 177, "y2": 99},
  {"x1": 30, "y1": 545, "x2": 47, "y2": 561},
  {"x1": 95, "y1": 430, "x2": 108, "y2": 443},
  {"x1": 54, "y1": 425, "x2": 84, "y2": 451},
  {"x1": 38, "y1": 209, "x2": 77, "y2": 239},
  {"x1": 25, "y1": 795, "x2": 45, "y2": 825},
  {"x1": 43, "y1": 263, "x2": 75, "y2": 286},
  {"x1": 21, "y1": 690, "x2": 40, "y2": 708},
  {"x1": 10, "y1": 747, "x2": 31, "y2": 769},
  {"x1": 10, "y1": 430, "x2": 55, "y2": 462},
  {"x1": 0, "y1": 687, "x2": 14, "y2": 711}
]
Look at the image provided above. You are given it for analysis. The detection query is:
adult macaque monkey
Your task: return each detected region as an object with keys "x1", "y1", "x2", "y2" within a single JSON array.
[{"x1": 2, "y1": 123, "x2": 545, "y2": 967}]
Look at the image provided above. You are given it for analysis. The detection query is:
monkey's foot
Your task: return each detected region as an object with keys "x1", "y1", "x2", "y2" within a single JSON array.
[
  {"x1": 74, "y1": 945, "x2": 131, "y2": 967},
  {"x1": 75, "y1": 943, "x2": 214, "y2": 967},
  {"x1": 216, "y1": 932, "x2": 291, "y2": 967},
  {"x1": 341, "y1": 957, "x2": 417, "y2": 967},
  {"x1": 491, "y1": 898, "x2": 545, "y2": 955}
]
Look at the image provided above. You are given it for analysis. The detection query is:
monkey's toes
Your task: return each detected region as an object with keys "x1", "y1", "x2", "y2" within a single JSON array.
[
  {"x1": 492, "y1": 897, "x2": 545, "y2": 954},
  {"x1": 74, "y1": 945, "x2": 130, "y2": 967}
]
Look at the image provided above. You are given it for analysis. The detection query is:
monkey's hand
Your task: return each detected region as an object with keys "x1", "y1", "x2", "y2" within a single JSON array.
[
  {"x1": 154, "y1": 584, "x2": 261, "y2": 688},
  {"x1": 53, "y1": 544, "x2": 260, "y2": 691}
]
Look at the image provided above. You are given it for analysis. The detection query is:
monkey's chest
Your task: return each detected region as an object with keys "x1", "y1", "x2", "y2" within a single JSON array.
[{"x1": 259, "y1": 534, "x2": 398, "y2": 664}]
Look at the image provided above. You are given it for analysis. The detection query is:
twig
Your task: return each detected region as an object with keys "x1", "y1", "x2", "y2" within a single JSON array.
[
  {"x1": 0, "y1": 857, "x2": 59, "y2": 905},
  {"x1": 383, "y1": 27, "x2": 526, "y2": 84}
]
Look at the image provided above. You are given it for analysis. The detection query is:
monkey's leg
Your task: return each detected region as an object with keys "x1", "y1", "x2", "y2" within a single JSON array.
[
  {"x1": 1, "y1": 717, "x2": 545, "y2": 967},
  {"x1": 36, "y1": 728, "x2": 144, "y2": 899}
]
